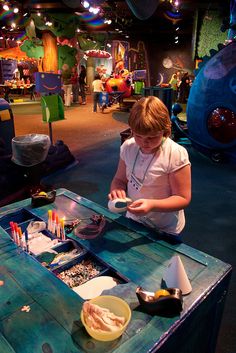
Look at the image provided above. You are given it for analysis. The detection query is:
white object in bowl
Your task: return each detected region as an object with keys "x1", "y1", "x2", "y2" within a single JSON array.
[{"x1": 81, "y1": 295, "x2": 131, "y2": 341}]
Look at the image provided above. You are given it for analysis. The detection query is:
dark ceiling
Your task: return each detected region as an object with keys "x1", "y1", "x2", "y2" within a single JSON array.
[{"x1": 0, "y1": 0, "x2": 231, "y2": 42}]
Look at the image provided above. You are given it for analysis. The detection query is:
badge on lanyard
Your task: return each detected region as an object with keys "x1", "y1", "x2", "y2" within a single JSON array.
[
  {"x1": 129, "y1": 148, "x2": 156, "y2": 191},
  {"x1": 129, "y1": 173, "x2": 143, "y2": 191}
]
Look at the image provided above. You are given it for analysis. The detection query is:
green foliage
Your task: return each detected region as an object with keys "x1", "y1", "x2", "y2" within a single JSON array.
[
  {"x1": 197, "y1": 10, "x2": 227, "y2": 57},
  {"x1": 31, "y1": 13, "x2": 80, "y2": 38},
  {"x1": 58, "y1": 45, "x2": 77, "y2": 69},
  {"x1": 20, "y1": 39, "x2": 44, "y2": 59},
  {"x1": 78, "y1": 33, "x2": 107, "y2": 51}
]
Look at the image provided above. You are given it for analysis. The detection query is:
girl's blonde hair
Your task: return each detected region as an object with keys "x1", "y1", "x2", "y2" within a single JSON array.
[{"x1": 128, "y1": 96, "x2": 171, "y2": 137}]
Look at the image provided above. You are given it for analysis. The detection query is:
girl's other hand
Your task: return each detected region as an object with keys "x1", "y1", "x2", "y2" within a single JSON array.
[
  {"x1": 127, "y1": 199, "x2": 153, "y2": 215},
  {"x1": 108, "y1": 189, "x2": 127, "y2": 200}
]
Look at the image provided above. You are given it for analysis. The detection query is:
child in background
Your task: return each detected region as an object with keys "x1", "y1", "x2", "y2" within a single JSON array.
[
  {"x1": 108, "y1": 96, "x2": 191, "y2": 236},
  {"x1": 71, "y1": 66, "x2": 79, "y2": 103},
  {"x1": 61, "y1": 63, "x2": 72, "y2": 107},
  {"x1": 92, "y1": 74, "x2": 104, "y2": 112},
  {"x1": 78, "y1": 65, "x2": 87, "y2": 105},
  {"x1": 169, "y1": 73, "x2": 178, "y2": 103}
]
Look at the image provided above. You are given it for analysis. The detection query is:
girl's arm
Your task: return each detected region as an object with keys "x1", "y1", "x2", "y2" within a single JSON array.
[
  {"x1": 128, "y1": 164, "x2": 191, "y2": 214},
  {"x1": 108, "y1": 158, "x2": 128, "y2": 200}
]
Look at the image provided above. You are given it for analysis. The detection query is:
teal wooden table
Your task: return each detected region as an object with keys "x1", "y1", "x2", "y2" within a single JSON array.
[{"x1": 0, "y1": 188, "x2": 232, "y2": 353}]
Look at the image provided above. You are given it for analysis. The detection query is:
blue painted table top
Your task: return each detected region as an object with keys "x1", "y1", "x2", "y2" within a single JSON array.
[{"x1": 0, "y1": 188, "x2": 232, "y2": 353}]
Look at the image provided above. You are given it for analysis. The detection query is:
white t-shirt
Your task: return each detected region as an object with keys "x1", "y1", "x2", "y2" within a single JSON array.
[
  {"x1": 120, "y1": 137, "x2": 190, "y2": 235},
  {"x1": 92, "y1": 79, "x2": 104, "y2": 92}
]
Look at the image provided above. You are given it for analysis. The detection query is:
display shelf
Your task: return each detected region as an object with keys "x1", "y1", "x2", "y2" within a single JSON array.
[{"x1": 0, "y1": 59, "x2": 17, "y2": 84}]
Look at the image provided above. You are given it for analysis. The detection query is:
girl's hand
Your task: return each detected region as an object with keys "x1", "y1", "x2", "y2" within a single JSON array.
[
  {"x1": 127, "y1": 199, "x2": 154, "y2": 215},
  {"x1": 108, "y1": 189, "x2": 127, "y2": 200}
]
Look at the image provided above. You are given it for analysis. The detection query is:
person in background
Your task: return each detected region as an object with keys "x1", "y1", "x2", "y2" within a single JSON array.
[
  {"x1": 71, "y1": 66, "x2": 79, "y2": 103},
  {"x1": 78, "y1": 65, "x2": 87, "y2": 105},
  {"x1": 61, "y1": 63, "x2": 72, "y2": 107},
  {"x1": 178, "y1": 72, "x2": 190, "y2": 103},
  {"x1": 176, "y1": 71, "x2": 182, "y2": 101},
  {"x1": 108, "y1": 96, "x2": 191, "y2": 237},
  {"x1": 92, "y1": 73, "x2": 104, "y2": 113},
  {"x1": 169, "y1": 73, "x2": 178, "y2": 103}
]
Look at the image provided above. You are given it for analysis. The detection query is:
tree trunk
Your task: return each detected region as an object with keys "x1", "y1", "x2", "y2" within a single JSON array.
[{"x1": 42, "y1": 31, "x2": 58, "y2": 73}]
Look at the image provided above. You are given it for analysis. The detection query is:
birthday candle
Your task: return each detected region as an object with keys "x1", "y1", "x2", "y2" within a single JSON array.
[
  {"x1": 24, "y1": 229, "x2": 29, "y2": 253},
  {"x1": 14, "y1": 223, "x2": 19, "y2": 245},
  {"x1": 51, "y1": 211, "x2": 56, "y2": 235},
  {"x1": 60, "y1": 218, "x2": 65, "y2": 240},
  {"x1": 55, "y1": 215, "x2": 60, "y2": 238},
  {"x1": 9, "y1": 221, "x2": 16, "y2": 243},
  {"x1": 48, "y1": 210, "x2": 52, "y2": 232},
  {"x1": 18, "y1": 227, "x2": 23, "y2": 248}
]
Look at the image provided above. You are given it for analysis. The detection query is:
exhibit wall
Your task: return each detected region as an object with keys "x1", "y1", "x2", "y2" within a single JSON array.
[{"x1": 145, "y1": 40, "x2": 194, "y2": 85}]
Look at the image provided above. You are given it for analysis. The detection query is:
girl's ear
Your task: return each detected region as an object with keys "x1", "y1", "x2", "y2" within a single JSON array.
[
  {"x1": 163, "y1": 129, "x2": 171, "y2": 138},
  {"x1": 120, "y1": 128, "x2": 132, "y2": 144}
]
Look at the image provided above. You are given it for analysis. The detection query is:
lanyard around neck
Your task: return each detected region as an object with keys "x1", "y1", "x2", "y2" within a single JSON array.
[{"x1": 131, "y1": 148, "x2": 156, "y2": 184}]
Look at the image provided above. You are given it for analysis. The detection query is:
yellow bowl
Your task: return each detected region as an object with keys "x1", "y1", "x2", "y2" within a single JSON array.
[{"x1": 81, "y1": 295, "x2": 131, "y2": 341}]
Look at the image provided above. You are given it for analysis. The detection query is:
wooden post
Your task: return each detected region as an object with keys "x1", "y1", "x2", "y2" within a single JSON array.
[
  {"x1": 86, "y1": 57, "x2": 95, "y2": 95},
  {"x1": 48, "y1": 122, "x2": 53, "y2": 144}
]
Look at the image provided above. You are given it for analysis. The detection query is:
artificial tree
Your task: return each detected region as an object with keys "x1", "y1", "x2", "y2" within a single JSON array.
[{"x1": 21, "y1": 13, "x2": 80, "y2": 72}]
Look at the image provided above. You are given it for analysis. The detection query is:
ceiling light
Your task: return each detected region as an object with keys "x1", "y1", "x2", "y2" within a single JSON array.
[
  {"x1": 82, "y1": 1, "x2": 90, "y2": 9},
  {"x1": 104, "y1": 19, "x2": 112, "y2": 25},
  {"x1": 175, "y1": 26, "x2": 179, "y2": 31},
  {"x1": 89, "y1": 6, "x2": 100, "y2": 14},
  {"x1": 13, "y1": 7, "x2": 19, "y2": 13},
  {"x1": 3, "y1": 4, "x2": 9, "y2": 11}
]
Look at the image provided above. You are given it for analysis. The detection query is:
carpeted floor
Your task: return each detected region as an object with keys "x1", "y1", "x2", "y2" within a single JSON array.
[{"x1": 8, "y1": 99, "x2": 236, "y2": 353}]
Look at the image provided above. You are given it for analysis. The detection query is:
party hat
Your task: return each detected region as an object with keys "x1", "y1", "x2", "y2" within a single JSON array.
[{"x1": 163, "y1": 255, "x2": 192, "y2": 295}]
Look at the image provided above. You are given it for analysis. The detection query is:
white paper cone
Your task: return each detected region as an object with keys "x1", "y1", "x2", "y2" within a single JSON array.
[{"x1": 163, "y1": 255, "x2": 192, "y2": 295}]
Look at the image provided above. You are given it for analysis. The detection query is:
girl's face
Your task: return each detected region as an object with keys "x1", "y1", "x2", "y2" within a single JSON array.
[{"x1": 132, "y1": 131, "x2": 164, "y2": 154}]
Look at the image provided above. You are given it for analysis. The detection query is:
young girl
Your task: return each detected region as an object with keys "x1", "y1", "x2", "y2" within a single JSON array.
[
  {"x1": 108, "y1": 96, "x2": 191, "y2": 236},
  {"x1": 92, "y1": 74, "x2": 104, "y2": 112}
]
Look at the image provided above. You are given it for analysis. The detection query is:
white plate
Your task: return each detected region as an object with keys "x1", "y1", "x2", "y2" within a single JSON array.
[{"x1": 73, "y1": 276, "x2": 118, "y2": 299}]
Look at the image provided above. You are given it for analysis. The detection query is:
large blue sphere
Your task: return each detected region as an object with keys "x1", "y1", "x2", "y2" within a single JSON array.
[{"x1": 187, "y1": 42, "x2": 236, "y2": 150}]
